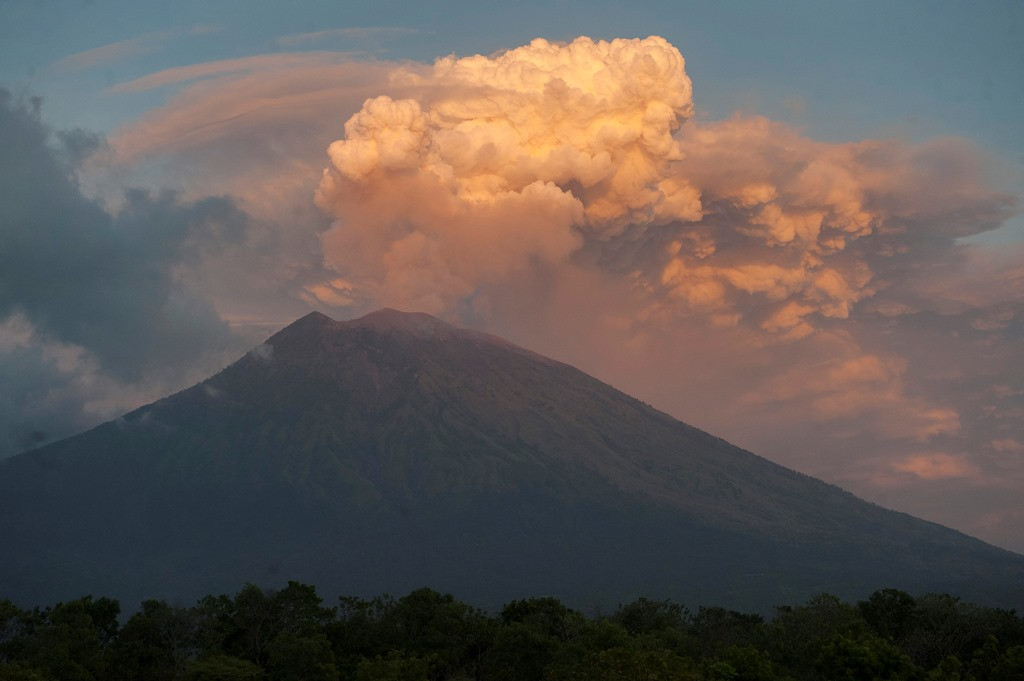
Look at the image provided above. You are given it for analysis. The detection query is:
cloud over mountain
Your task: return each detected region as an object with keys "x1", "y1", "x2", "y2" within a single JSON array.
[
  {"x1": 305, "y1": 36, "x2": 1022, "y2": 551},
  {"x1": 4, "y1": 34, "x2": 1023, "y2": 553}
]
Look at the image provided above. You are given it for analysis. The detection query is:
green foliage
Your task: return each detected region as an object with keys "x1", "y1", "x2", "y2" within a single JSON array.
[
  {"x1": 612, "y1": 597, "x2": 688, "y2": 637},
  {"x1": 265, "y1": 632, "x2": 336, "y2": 681},
  {"x1": 219, "y1": 581, "x2": 335, "y2": 668},
  {"x1": 354, "y1": 650, "x2": 429, "y2": 681},
  {"x1": 330, "y1": 594, "x2": 397, "y2": 675},
  {"x1": 709, "y1": 645, "x2": 782, "y2": 681},
  {"x1": 926, "y1": 655, "x2": 963, "y2": 681},
  {"x1": 106, "y1": 599, "x2": 196, "y2": 681},
  {"x1": 0, "y1": 582, "x2": 1022, "y2": 681},
  {"x1": 768, "y1": 592, "x2": 864, "y2": 677},
  {"x1": 5, "y1": 596, "x2": 120, "y2": 681},
  {"x1": 859, "y1": 588, "x2": 916, "y2": 642},
  {"x1": 0, "y1": 664, "x2": 49, "y2": 681},
  {"x1": 0, "y1": 600, "x2": 27, "y2": 663},
  {"x1": 815, "y1": 632, "x2": 916, "y2": 681},
  {"x1": 185, "y1": 654, "x2": 264, "y2": 681},
  {"x1": 500, "y1": 597, "x2": 586, "y2": 641},
  {"x1": 481, "y1": 621, "x2": 557, "y2": 681},
  {"x1": 903, "y1": 593, "x2": 1002, "y2": 670},
  {"x1": 546, "y1": 645, "x2": 700, "y2": 680},
  {"x1": 992, "y1": 644, "x2": 1024, "y2": 681},
  {"x1": 693, "y1": 606, "x2": 766, "y2": 659}
]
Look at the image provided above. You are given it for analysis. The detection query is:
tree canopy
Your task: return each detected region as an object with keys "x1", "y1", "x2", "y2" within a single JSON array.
[{"x1": 1, "y1": 583, "x2": 1022, "y2": 680}]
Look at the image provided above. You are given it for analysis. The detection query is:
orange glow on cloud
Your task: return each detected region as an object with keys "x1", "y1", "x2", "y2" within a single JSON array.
[
  {"x1": 98, "y1": 34, "x2": 1023, "y2": 552},
  {"x1": 893, "y1": 453, "x2": 980, "y2": 481}
]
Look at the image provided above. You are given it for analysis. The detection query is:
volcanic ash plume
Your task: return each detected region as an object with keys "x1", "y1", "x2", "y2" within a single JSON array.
[
  {"x1": 313, "y1": 34, "x2": 1012, "y2": 341},
  {"x1": 314, "y1": 36, "x2": 696, "y2": 311}
]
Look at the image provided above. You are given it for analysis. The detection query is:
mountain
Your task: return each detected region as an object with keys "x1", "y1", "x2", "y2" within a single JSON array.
[{"x1": 2, "y1": 309, "x2": 1022, "y2": 612}]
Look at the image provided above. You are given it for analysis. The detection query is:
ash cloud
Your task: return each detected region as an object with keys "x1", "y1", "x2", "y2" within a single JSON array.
[
  {"x1": 313, "y1": 37, "x2": 1015, "y2": 338},
  {"x1": 314, "y1": 36, "x2": 695, "y2": 311},
  {"x1": 307, "y1": 36, "x2": 1023, "y2": 550},
  {"x1": 13, "y1": 35, "x2": 1024, "y2": 551}
]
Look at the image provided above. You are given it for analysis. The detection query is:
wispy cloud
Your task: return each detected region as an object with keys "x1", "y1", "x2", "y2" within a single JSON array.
[
  {"x1": 110, "y1": 52, "x2": 356, "y2": 92},
  {"x1": 49, "y1": 25, "x2": 222, "y2": 74},
  {"x1": 276, "y1": 26, "x2": 419, "y2": 47},
  {"x1": 51, "y1": 33, "x2": 170, "y2": 73}
]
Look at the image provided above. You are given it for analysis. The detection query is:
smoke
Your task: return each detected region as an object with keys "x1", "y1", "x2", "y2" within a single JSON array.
[
  {"x1": 16, "y1": 34, "x2": 1023, "y2": 550},
  {"x1": 314, "y1": 37, "x2": 1014, "y2": 336},
  {"x1": 314, "y1": 36, "x2": 696, "y2": 311},
  {"x1": 308, "y1": 36, "x2": 1023, "y2": 549}
]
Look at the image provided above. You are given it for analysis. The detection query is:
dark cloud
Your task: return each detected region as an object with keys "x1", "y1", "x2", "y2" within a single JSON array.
[{"x1": 0, "y1": 90, "x2": 251, "y2": 456}]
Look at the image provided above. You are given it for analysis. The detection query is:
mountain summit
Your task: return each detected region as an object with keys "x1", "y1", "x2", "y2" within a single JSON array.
[{"x1": 2, "y1": 309, "x2": 1022, "y2": 611}]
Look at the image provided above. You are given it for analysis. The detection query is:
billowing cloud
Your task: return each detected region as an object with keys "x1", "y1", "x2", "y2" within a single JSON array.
[
  {"x1": 314, "y1": 36, "x2": 1014, "y2": 337},
  {"x1": 314, "y1": 36, "x2": 694, "y2": 311},
  {"x1": 306, "y1": 36, "x2": 1023, "y2": 550},
  {"x1": 15, "y1": 35, "x2": 1024, "y2": 552}
]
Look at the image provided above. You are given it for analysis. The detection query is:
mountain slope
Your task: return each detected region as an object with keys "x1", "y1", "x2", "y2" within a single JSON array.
[{"x1": 2, "y1": 309, "x2": 1022, "y2": 611}]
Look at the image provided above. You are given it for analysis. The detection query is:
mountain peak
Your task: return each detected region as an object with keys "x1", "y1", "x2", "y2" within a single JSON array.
[
  {"x1": 263, "y1": 308, "x2": 474, "y2": 366},
  {"x1": 6, "y1": 307, "x2": 1024, "y2": 611},
  {"x1": 292, "y1": 310, "x2": 337, "y2": 327},
  {"x1": 349, "y1": 308, "x2": 456, "y2": 337},
  {"x1": 278, "y1": 309, "x2": 457, "y2": 339}
]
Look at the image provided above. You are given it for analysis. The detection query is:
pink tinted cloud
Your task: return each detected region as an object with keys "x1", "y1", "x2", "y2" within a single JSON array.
[
  {"x1": 893, "y1": 453, "x2": 981, "y2": 481},
  {"x1": 100, "y1": 36, "x2": 1024, "y2": 552},
  {"x1": 276, "y1": 27, "x2": 419, "y2": 47},
  {"x1": 110, "y1": 51, "x2": 364, "y2": 93},
  {"x1": 51, "y1": 26, "x2": 222, "y2": 74}
]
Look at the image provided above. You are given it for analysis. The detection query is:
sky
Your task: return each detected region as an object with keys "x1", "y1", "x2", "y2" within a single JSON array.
[{"x1": 1, "y1": 0, "x2": 1023, "y2": 553}]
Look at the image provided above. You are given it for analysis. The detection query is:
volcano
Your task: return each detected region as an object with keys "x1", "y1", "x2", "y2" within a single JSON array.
[{"x1": 2, "y1": 309, "x2": 1022, "y2": 611}]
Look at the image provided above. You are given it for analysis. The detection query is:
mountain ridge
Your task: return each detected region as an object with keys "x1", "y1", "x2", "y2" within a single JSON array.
[{"x1": 2, "y1": 309, "x2": 1022, "y2": 612}]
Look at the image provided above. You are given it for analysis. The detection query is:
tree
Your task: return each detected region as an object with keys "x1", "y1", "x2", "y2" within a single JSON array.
[
  {"x1": 265, "y1": 631, "x2": 336, "y2": 681},
  {"x1": 11, "y1": 596, "x2": 120, "y2": 681},
  {"x1": 220, "y1": 582, "x2": 335, "y2": 668},
  {"x1": 354, "y1": 650, "x2": 429, "y2": 681},
  {"x1": 106, "y1": 599, "x2": 197, "y2": 681},
  {"x1": 904, "y1": 593, "x2": 990, "y2": 670},
  {"x1": 858, "y1": 589, "x2": 916, "y2": 642},
  {"x1": 329, "y1": 594, "x2": 396, "y2": 676},
  {"x1": 185, "y1": 654, "x2": 264, "y2": 681},
  {"x1": 547, "y1": 646, "x2": 700, "y2": 681},
  {"x1": 0, "y1": 664, "x2": 48, "y2": 681},
  {"x1": 768, "y1": 593, "x2": 863, "y2": 677},
  {"x1": 815, "y1": 632, "x2": 917, "y2": 681},
  {"x1": 481, "y1": 622, "x2": 556, "y2": 681},
  {"x1": 612, "y1": 598, "x2": 688, "y2": 638},
  {"x1": 0, "y1": 601, "x2": 27, "y2": 664},
  {"x1": 382, "y1": 588, "x2": 492, "y2": 680},
  {"x1": 692, "y1": 606, "x2": 765, "y2": 659}
]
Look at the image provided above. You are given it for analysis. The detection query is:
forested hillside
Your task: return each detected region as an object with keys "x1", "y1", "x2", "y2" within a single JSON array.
[{"x1": 2, "y1": 582, "x2": 1023, "y2": 680}]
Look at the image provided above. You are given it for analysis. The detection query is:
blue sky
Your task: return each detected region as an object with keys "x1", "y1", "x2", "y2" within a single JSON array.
[
  {"x1": 2, "y1": 0, "x2": 1024, "y2": 554},
  {"x1": 4, "y1": 1, "x2": 1022, "y2": 165}
]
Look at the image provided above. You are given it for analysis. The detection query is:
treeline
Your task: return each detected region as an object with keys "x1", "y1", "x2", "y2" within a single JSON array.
[{"x1": 1, "y1": 583, "x2": 1023, "y2": 680}]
